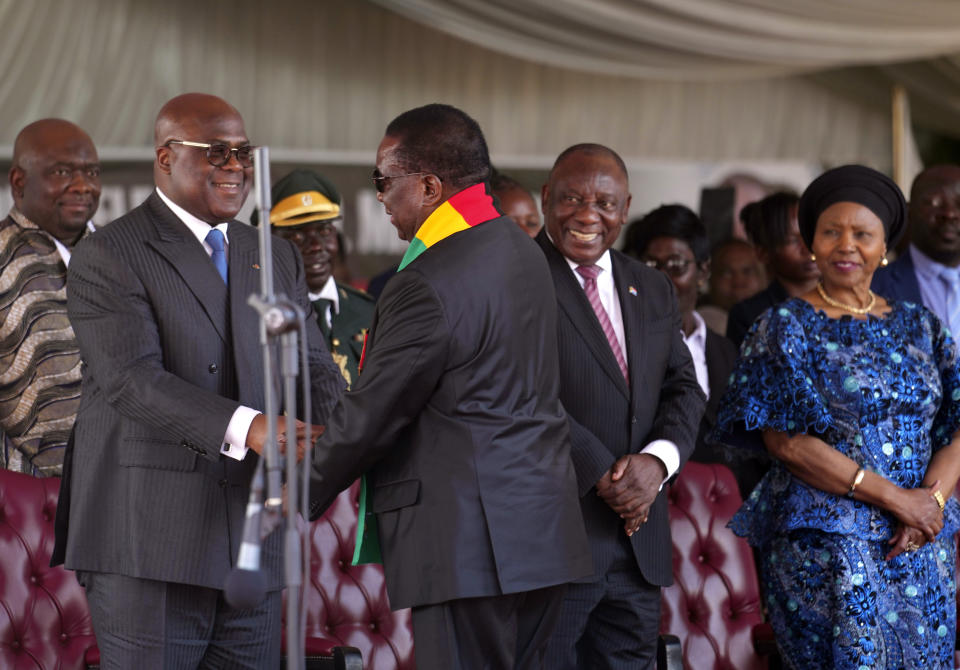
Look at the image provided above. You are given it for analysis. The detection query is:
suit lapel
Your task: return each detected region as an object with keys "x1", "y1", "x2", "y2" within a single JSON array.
[
  {"x1": 145, "y1": 194, "x2": 229, "y2": 343},
  {"x1": 611, "y1": 253, "x2": 642, "y2": 399},
  {"x1": 538, "y1": 233, "x2": 629, "y2": 398},
  {"x1": 704, "y1": 331, "x2": 724, "y2": 406},
  {"x1": 703, "y1": 329, "x2": 727, "y2": 421},
  {"x1": 228, "y1": 222, "x2": 265, "y2": 405},
  {"x1": 897, "y1": 251, "x2": 923, "y2": 302}
]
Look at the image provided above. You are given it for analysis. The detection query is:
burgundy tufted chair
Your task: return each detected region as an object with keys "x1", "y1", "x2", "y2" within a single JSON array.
[
  {"x1": 0, "y1": 469, "x2": 97, "y2": 670},
  {"x1": 0, "y1": 466, "x2": 413, "y2": 670},
  {"x1": 661, "y1": 461, "x2": 767, "y2": 670},
  {"x1": 298, "y1": 481, "x2": 415, "y2": 670}
]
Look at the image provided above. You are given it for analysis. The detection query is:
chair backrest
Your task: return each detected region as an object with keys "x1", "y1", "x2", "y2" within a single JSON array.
[
  {"x1": 299, "y1": 481, "x2": 415, "y2": 670},
  {"x1": 0, "y1": 467, "x2": 414, "y2": 670},
  {"x1": 661, "y1": 461, "x2": 766, "y2": 670},
  {"x1": 0, "y1": 469, "x2": 96, "y2": 670}
]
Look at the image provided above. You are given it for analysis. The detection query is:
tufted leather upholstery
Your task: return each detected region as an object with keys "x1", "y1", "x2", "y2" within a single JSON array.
[
  {"x1": 0, "y1": 468, "x2": 413, "y2": 670},
  {"x1": 661, "y1": 461, "x2": 766, "y2": 670},
  {"x1": 0, "y1": 469, "x2": 97, "y2": 670},
  {"x1": 297, "y1": 480, "x2": 414, "y2": 669}
]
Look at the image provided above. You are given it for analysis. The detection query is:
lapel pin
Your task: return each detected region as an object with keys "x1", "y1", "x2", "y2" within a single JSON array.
[
  {"x1": 628, "y1": 286, "x2": 638, "y2": 296},
  {"x1": 252, "y1": 263, "x2": 260, "y2": 270}
]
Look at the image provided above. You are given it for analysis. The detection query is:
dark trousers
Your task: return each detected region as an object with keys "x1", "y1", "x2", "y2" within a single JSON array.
[
  {"x1": 79, "y1": 571, "x2": 282, "y2": 670},
  {"x1": 411, "y1": 584, "x2": 567, "y2": 670},
  {"x1": 544, "y1": 562, "x2": 661, "y2": 670}
]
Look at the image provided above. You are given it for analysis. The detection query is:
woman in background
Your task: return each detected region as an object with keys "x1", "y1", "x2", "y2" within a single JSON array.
[
  {"x1": 490, "y1": 171, "x2": 541, "y2": 238},
  {"x1": 624, "y1": 206, "x2": 739, "y2": 477},
  {"x1": 726, "y1": 192, "x2": 820, "y2": 347}
]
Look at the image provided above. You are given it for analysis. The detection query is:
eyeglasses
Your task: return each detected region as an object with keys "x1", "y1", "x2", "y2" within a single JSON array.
[
  {"x1": 371, "y1": 169, "x2": 433, "y2": 193},
  {"x1": 642, "y1": 257, "x2": 693, "y2": 277},
  {"x1": 165, "y1": 140, "x2": 255, "y2": 168}
]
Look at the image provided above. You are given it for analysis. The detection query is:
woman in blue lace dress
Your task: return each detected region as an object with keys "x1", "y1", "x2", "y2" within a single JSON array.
[{"x1": 714, "y1": 165, "x2": 960, "y2": 669}]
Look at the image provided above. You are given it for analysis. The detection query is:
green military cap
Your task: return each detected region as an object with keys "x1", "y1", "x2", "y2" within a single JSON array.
[{"x1": 251, "y1": 168, "x2": 342, "y2": 228}]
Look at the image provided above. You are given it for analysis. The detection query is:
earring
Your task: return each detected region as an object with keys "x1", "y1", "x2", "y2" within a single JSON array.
[
  {"x1": 810, "y1": 253, "x2": 816, "y2": 262},
  {"x1": 881, "y1": 256, "x2": 889, "y2": 267}
]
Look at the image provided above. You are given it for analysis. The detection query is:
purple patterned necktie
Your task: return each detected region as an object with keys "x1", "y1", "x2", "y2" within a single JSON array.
[{"x1": 576, "y1": 264, "x2": 629, "y2": 383}]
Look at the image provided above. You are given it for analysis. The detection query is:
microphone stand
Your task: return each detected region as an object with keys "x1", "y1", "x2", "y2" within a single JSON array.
[{"x1": 246, "y1": 146, "x2": 307, "y2": 670}]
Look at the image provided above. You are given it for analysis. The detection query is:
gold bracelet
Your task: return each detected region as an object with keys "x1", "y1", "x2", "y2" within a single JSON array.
[
  {"x1": 932, "y1": 489, "x2": 946, "y2": 512},
  {"x1": 848, "y1": 467, "x2": 866, "y2": 496}
]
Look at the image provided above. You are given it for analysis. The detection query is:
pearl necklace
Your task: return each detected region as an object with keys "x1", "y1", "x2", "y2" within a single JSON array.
[{"x1": 816, "y1": 282, "x2": 876, "y2": 315}]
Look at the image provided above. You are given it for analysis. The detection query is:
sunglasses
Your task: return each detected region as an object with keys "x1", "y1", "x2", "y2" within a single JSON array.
[
  {"x1": 165, "y1": 140, "x2": 255, "y2": 168},
  {"x1": 371, "y1": 169, "x2": 437, "y2": 193}
]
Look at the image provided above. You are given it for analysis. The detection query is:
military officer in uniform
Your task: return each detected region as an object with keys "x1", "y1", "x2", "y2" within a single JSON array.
[{"x1": 259, "y1": 169, "x2": 374, "y2": 387}]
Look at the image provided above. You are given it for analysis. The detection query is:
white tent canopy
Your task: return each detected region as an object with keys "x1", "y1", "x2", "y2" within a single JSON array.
[
  {"x1": 2, "y1": 0, "x2": 959, "y2": 168},
  {"x1": 373, "y1": 0, "x2": 960, "y2": 79}
]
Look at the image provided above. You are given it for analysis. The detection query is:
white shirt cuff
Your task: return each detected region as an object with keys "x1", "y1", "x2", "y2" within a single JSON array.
[
  {"x1": 221, "y1": 406, "x2": 259, "y2": 461},
  {"x1": 640, "y1": 439, "x2": 680, "y2": 489}
]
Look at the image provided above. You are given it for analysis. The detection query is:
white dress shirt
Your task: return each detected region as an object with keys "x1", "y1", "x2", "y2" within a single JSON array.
[
  {"x1": 157, "y1": 187, "x2": 257, "y2": 461},
  {"x1": 911, "y1": 244, "x2": 960, "y2": 336},
  {"x1": 564, "y1": 250, "x2": 681, "y2": 482},
  {"x1": 682, "y1": 310, "x2": 710, "y2": 400}
]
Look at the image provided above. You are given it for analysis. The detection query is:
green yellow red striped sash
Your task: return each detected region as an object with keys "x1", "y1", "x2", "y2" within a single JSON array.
[
  {"x1": 397, "y1": 182, "x2": 501, "y2": 270},
  {"x1": 352, "y1": 182, "x2": 500, "y2": 565}
]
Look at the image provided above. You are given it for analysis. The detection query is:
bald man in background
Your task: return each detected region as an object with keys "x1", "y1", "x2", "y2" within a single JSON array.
[
  {"x1": 1, "y1": 119, "x2": 100, "y2": 476},
  {"x1": 54, "y1": 93, "x2": 343, "y2": 668},
  {"x1": 873, "y1": 165, "x2": 960, "y2": 336}
]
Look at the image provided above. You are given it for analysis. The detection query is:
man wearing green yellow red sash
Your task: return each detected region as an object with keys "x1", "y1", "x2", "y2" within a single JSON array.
[{"x1": 308, "y1": 103, "x2": 592, "y2": 669}]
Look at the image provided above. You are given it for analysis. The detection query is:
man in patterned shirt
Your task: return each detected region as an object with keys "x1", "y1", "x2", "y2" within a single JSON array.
[{"x1": 1, "y1": 119, "x2": 100, "y2": 476}]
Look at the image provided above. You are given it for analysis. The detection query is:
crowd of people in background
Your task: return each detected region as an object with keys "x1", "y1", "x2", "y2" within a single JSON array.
[{"x1": 5, "y1": 94, "x2": 960, "y2": 670}]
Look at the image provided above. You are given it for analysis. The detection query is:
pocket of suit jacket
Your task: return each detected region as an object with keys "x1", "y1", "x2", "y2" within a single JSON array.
[
  {"x1": 119, "y1": 437, "x2": 198, "y2": 472},
  {"x1": 370, "y1": 479, "x2": 421, "y2": 513}
]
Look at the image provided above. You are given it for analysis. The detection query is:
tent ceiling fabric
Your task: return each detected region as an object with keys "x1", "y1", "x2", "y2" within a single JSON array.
[
  {"x1": 371, "y1": 0, "x2": 960, "y2": 80},
  {"x1": 0, "y1": 0, "x2": 953, "y2": 167}
]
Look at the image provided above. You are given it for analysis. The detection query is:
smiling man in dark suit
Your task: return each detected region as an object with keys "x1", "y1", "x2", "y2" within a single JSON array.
[
  {"x1": 56, "y1": 93, "x2": 343, "y2": 668},
  {"x1": 308, "y1": 103, "x2": 592, "y2": 669},
  {"x1": 537, "y1": 144, "x2": 705, "y2": 669}
]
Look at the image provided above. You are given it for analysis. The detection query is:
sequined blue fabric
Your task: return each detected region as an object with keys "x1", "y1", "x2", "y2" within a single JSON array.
[{"x1": 714, "y1": 298, "x2": 960, "y2": 669}]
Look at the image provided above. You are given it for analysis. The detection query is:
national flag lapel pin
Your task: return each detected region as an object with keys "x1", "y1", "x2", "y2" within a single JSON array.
[{"x1": 628, "y1": 286, "x2": 638, "y2": 296}]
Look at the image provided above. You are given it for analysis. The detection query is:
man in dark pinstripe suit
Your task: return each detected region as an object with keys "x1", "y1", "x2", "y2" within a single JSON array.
[
  {"x1": 55, "y1": 93, "x2": 343, "y2": 669},
  {"x1": 538, "y1": 144, "x2": 705, "y2": 669}
]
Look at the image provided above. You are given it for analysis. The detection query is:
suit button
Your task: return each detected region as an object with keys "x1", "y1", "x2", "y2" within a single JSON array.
[
  {"x1": 208, "y1": 363, "x2": 218, "y2": 373},
  {"x1": 332, "y1": 338, "x2": 340, "y2": 347},
  {"x1": 631, "y1": 417, "x2": 637, "y2": 424},
  {"x1": 219, "y1": 479, "x2": 228, "y2": 488}
]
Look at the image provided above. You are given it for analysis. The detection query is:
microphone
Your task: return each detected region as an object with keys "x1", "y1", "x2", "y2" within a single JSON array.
[{"x1": 224, "y1": 462, "x2": 268, "y2": 609}]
